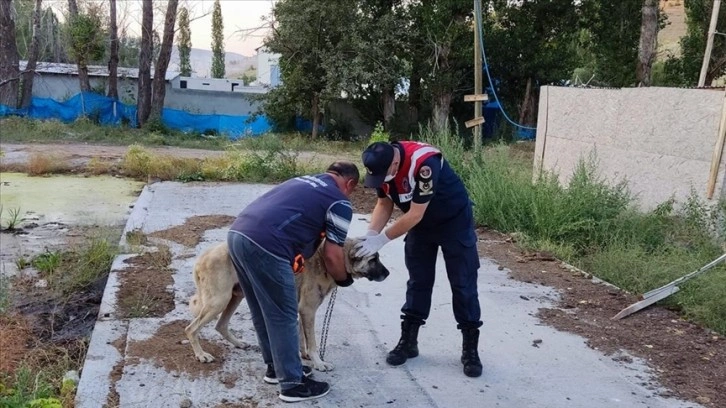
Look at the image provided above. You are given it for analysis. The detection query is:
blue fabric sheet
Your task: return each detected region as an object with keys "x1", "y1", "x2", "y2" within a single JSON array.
[{"x1": 0, "y1": 92, "x2": 273, "y2": 138}]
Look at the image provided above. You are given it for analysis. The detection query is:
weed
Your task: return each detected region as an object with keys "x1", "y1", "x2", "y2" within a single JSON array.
[
  {"x1": 0, "y1": 366, "x2": 55, "y2": 408},
  {"x1": 1, "y1": 206, "x2": 23, "y2": 231},
  {"x1": 27, "y1": 154, "x2": 67, "y2": 176},
  {"x1": 86, "y1": 157, "x2": 113, "y2": 175},
  {"x1": 15, "y1": 256, "x2": 30, "y2": 270},
  {"x1": 55, "y1": 236, "x2": 117, "y2": 295},
  {"x1": 368, "y1": 122, "x2": 390, "y2": 145},
  {"x1": 119, "y1": 288, "x2": 159, "y2": 318},
  {"x1": 32, "y1": 251, "x2": 62, "y2": 277},
  {"x1": 125, "y1": 229, "x2": 148, "y2": 246},
  {"x1": 0, "y1": 275, "x2": 9, "y2": 316}
]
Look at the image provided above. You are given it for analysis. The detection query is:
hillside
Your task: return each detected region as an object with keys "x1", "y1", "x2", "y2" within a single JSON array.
[{"x1": 168, "y1": 47, "x2": 256, "y2": 79}]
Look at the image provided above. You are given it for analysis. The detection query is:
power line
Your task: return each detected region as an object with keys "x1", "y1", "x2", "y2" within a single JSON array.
[{"x1": 474, "y1": 0, "x2": 537, "y2": 131}]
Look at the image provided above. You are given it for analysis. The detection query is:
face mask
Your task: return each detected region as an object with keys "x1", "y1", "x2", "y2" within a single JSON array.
[{"x1": 384, "y1": 173, "x2": 395, "y2": 182}]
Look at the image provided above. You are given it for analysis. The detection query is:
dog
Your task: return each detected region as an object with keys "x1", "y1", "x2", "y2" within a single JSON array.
[{"x1": 184, "y1": 237, "x2": 390, "y2": 372}]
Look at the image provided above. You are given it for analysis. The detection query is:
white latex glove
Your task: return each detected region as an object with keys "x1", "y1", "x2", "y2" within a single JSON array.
[
  {"x1": 355, "y1": 231, "x2": 390, "y2": 257},
  {"x1": 365, "y1": 229, "x2": 378, "y2": 236}
]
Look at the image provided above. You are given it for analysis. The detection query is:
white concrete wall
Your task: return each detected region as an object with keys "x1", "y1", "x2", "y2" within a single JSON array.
[
  {"x1": 256, "y1": 48, "x2": 280, "y2": 86},
  {"x1": 534, "y1": 86, "x2": 726, "y2": 211},
  {"x1": 29, "y1": 75, "x2": 264, "y2": 117}
]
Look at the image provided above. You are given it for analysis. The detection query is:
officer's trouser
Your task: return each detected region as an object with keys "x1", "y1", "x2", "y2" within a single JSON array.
[{"x1": 401, "y1": 204, "x2": 482, "y2": 330}]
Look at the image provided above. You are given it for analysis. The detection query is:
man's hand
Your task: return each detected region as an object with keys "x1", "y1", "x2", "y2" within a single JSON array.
[{"x1": 354, "y1": 231, "x2": 390, "y2": 257}]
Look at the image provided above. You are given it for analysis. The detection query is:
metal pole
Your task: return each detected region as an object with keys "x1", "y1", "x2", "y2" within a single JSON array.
[
  {"x1": 698, "y1": 0, "x2": 721, "y2": 87},
  {"x1": 474, "y1": 0, "x2": 483, "y2": 150}
]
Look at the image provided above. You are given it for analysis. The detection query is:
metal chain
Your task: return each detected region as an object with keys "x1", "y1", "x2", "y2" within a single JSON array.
[{"x1": 318, "y1": 286, "x2": 338, "y2": 360}]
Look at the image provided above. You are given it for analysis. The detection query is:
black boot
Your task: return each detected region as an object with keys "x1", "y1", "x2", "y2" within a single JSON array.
[
  {"x1": 386, "y1": 319, "x2": 421, "y2": 366},
  {"x1": 461, "y1": 328, "x2": 482, "y2": 377}
]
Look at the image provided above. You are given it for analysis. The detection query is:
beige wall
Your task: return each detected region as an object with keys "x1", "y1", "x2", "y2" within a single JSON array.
[{"x1": 534, "y1": 86, "x2": 726, "y2": 211}]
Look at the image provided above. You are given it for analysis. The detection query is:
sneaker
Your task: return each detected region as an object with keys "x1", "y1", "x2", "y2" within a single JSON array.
[
  {"x1": 263, "y1": 364, "x2": 313, "y2": 384},
  {"x1": 279, "y1": 376, "x2": 330, "y2": 403}
]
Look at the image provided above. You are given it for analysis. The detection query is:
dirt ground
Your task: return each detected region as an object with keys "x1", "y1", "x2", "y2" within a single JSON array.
[{"x1": 1, "y1": 141, "x2": 725, "y2": 408}]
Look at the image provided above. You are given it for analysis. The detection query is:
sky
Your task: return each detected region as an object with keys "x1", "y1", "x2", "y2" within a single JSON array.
[
  {"x1": 184, "y1": 0, "x2": 275, "y2": 56},
  {"x1": 49, "y1": 0, "x2": 276, "y2": 57}
]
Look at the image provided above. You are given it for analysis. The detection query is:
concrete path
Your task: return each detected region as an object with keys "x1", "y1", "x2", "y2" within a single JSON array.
[{"x1": 75, "y1": 182, "x2": 703, "y2": 408}]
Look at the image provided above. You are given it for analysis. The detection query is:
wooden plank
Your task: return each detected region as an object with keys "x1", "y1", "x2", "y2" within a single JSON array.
[
  {"x1": 464, "y1": 94, "x2": 489, "y2": 102},
  {"x1": 706, "y1": 88, "x2": 726, "y2": 199},
  {"x1": 611, "y1": 286, "x2": 680, "y2": 320},
  {"x1": 612, "y1": 252, "x2": 726, "y2": 320},
  {"x1": 465, "y1": 117, "x2": 485, "y2": 128}
]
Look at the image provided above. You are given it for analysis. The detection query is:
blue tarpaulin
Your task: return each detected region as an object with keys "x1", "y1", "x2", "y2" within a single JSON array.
[{"x1": 0, "y1": 92, "x2": 273, "y2": 138}]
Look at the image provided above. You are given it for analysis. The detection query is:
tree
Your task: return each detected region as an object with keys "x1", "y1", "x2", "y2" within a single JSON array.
[
  {"x1": 65, "y1": 1, "x2": 105, "y2": 93},
  {"x1": 137, "y1": 0, "x2": 153, "y2": 126},
  {"x1": 636, "y1": 0, "x2": 659, "y2": 86},
  {"x1": 20, "y1": 0, "x2": 43, "y2": 108},
  {"x1": 15, "y1": 3, "x2": 66, "y2": 63},
  {"x1": 352, "y1": 0, "x2": 408, "y2": 130},
  {"x1": 264, "y1": 0, "x2": 358, "y2": 138},
  {"x1": 151, "y1": 0, "x2": 179, "y2": 118},
  {"x1": 211, "y1": 0, "x2": 225, "y2": 78},
  {"x1": 409, "y1": 0, "x2": 473, "y2": 133},
  {"x1": 108, "y1": 0, "x2": 119, "y2": 99},
  {"x1": 0, "y1": 0, "x2": 20, "y2": 107},
  {"x1": 177, "y1": 6, "x2": 192, "y2": 76},
  {"x1": 581, "y1": 0, "x2": 642, "y2": 86},
  {"x1": 663, "y1": 0, "x2": 726, "y2": 86}
]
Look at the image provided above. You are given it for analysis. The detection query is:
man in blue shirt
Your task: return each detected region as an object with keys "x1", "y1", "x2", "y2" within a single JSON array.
[
  {"x1": 356, "y1": 141, "x2": 483, "y2": 378},
  {"x1": 227, "y1": 161, "x2": 359, "y2": 402}
]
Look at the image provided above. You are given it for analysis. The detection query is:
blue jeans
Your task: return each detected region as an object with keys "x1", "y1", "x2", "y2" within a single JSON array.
[{"x1": 227, "y1": 231, "x2": 304, "y2": 391}]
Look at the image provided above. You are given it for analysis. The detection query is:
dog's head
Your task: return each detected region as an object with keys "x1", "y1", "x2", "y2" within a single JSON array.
[{"x1": 343, "y1": 237, "x2": 390, "y2": 282}]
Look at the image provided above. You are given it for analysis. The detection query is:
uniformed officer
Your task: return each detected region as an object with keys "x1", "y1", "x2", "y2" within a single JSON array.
[{"x1": 355, "y1": 141, "x2": 483, "y2": 377}]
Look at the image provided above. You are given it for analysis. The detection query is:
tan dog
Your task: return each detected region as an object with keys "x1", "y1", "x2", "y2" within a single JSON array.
[{"x1": 184, "y1": 238, "x2": 390, "y2": 371}]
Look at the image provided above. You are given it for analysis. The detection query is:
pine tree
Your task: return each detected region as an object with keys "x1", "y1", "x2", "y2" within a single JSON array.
[
  {"x1": 210, "y1": 0, "x2": 225, "y2": 78},
  {"x1": 177, "y1": 6, "x2": 192, "y2": 76}
]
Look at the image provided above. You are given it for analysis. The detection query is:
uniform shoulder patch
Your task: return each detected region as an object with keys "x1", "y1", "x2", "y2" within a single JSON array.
[
  {"x1": 419, "y1": 165, "x2": 432, "y2": 179},
  {"x1": 418, "y1": 179, "x2": 433, "y2": 195}
]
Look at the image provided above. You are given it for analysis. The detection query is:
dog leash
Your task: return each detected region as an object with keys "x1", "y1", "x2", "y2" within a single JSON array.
[{"x1": 318, "y1": 287, "x2": 338, "y2": 360}]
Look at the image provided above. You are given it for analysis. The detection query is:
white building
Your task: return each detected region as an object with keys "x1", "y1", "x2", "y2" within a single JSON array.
[{"x1": 254, "y1": 46, "x2": 281, "y2": 87}]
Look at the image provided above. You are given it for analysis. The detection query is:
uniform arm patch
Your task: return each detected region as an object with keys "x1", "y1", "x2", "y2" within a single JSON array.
[{"x1": 412, "y1": 156, "x2": 441, "y2": 204}]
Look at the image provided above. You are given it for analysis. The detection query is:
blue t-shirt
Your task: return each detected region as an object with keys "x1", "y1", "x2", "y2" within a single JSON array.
[
  {"x1": 230, "y1": 173, "x2": 352, "y2": 262},
  {"x1": 377, "y1": 147, "x2": 471, "y2": 232}
]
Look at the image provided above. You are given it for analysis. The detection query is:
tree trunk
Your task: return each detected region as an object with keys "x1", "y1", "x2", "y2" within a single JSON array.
[
  {"x1": 311, "y1": 94, "x2": 320, "y2": 139},
  {"x1": 107, "y1": 0, "x2": 119, "y2": 99},
  {"x1": 151, "y1": 0, "x2": 179, "y2": 119},
  {"x1": 20, "y1": 0, "x2": 42, "y2": 108},
  {"x1": 518, "y1": 77, "x2": 538, "y2": 126},
  {"x1": 636, "y1": 0, "x2": 658, "y2": 86},
  {"x1": 408, "y1": 59, "x2": 421, "y2": 125},
  {"x1": 431, "y1": 93, "x2": 451, "y2": 134},
  {"x1": 0, "y1": 0, "x2": 20, "y2": 108},
  {"x1": 382, "y1": 84, "x2": 395, "y2": 130},
  {"x1": 136, "y1": 0, "x2": 153, "y2": 127},
  {"x1": 67, "y1": 0, "x2": 90, "y2": 93}
]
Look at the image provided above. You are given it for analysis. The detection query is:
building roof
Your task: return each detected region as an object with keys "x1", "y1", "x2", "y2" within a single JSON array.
[{"x1": 19, "y1": 60, "x2": 180, "y2": 81}]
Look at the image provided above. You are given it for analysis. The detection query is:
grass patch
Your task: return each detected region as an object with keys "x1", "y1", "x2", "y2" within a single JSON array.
[
  {"x1": 27, "y1": 153, "x2": 69, "y2": 176},
  {"x1": 0, "y1": 116, "x2": 365, "y2": 157},
  {"x1": 1, "y1": 206, "x2": 23, "y2": 230},
  {"x1": 30, "y1": 232, "x2": 118, "y2": 296},
  {"x1": 420, "y1": 127, "x2": 726, "y2": 335},
  {"x1": 0, "y1": 342, "x2": 86, "y2": 408},
  {"x1": 0, "y1": 276, "x2": 9, "y2": 316},
  {"x1": 0, "y1": 116, "x2": 230, "y2": 151},
  {"x1": 120, "y1": 135, "x2": 328, "y2": 183}
]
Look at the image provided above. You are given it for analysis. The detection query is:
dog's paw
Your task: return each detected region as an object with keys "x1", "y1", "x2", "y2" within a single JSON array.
[
  {"x1": 311, "y1": 359, "x2": 334, "y2": 372},
  {"x1": 196, "y1": 352, "x2": 216, "y2": 363}
]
